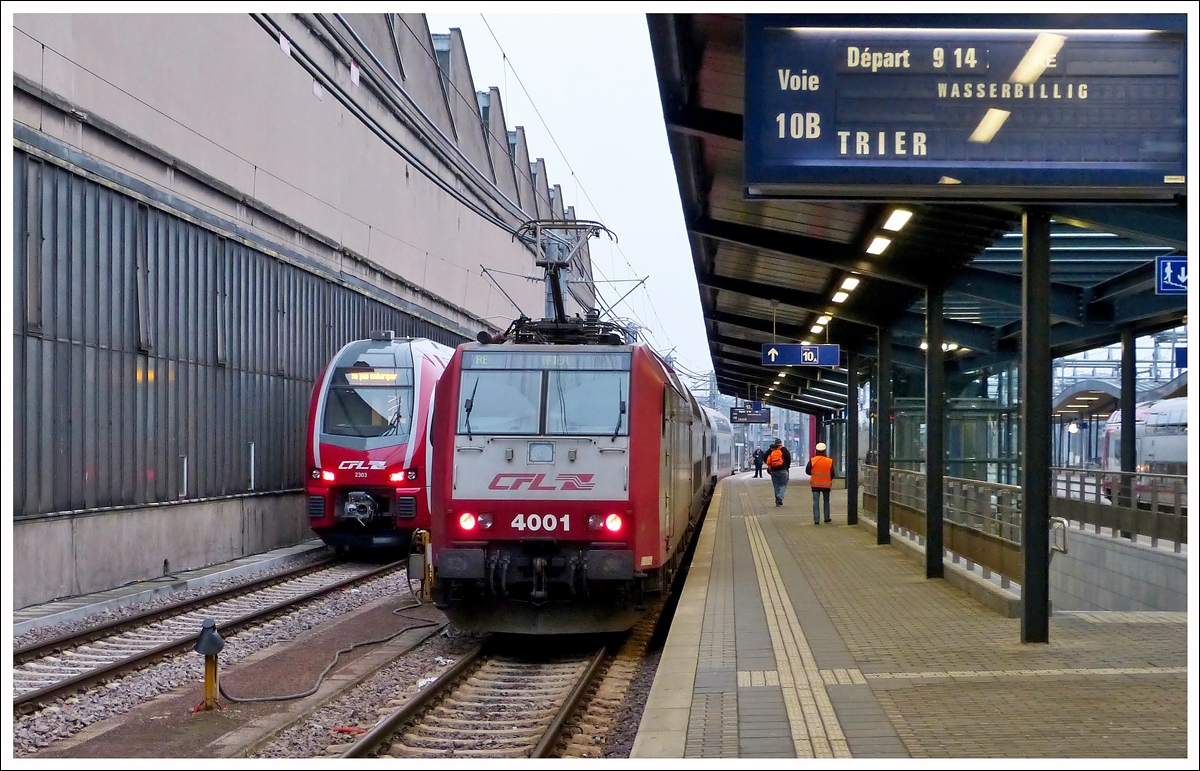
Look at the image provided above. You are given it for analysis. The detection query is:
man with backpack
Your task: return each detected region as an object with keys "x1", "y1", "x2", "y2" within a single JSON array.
[
  {"x1": 806, "y1": 442, "x2": 834, "y2": 524},
  {"x1": 765, "y1": 438, "x2": 791, "y2": 507}
]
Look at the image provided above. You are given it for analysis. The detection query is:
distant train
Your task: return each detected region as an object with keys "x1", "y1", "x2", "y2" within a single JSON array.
[
  {"x1": 305, "y1": 333, "x2": 454, "y2": 551},
  {"x1": 1099, "y1": 396, "x2": 1188, "y2": 504}
]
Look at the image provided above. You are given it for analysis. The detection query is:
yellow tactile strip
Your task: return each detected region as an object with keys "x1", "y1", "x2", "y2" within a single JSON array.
[
  {"x1": 742, "y1": 488, "x2": 852, "y2": 759},
  {"x1": 866, "y1": 666, "x2": 1186, "y2": 680}
]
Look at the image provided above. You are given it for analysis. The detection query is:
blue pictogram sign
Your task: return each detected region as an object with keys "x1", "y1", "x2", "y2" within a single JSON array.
[{"x1": 1156, "y1": 256, "x2": 1188, "y2": 295}]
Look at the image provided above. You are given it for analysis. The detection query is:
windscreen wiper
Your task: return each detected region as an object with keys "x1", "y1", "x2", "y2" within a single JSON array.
[
  {"x1": 611, "y1": 381, "x2": 626, "y2": 442},
  {"x1": 464, "y1": 378, "x2": 480, "y2": 440}
]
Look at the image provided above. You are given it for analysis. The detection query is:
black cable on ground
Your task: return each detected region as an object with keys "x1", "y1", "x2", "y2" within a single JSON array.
[{"x1": 218, "y1": 567, "x2": 442, "y2": 703}]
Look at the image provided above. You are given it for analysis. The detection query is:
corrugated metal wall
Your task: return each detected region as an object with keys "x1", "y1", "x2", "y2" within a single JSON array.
[{"x1": 12, "y1": 150, "x2": 465, "y2": 519}]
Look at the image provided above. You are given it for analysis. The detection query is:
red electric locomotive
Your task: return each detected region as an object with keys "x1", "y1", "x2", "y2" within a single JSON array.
[
  {"x1": 426, "y1": 219, "x2": 728, "y2": 634},
  {"x1": 306, "y1": 332, "x2": 454, "y2": 551}
]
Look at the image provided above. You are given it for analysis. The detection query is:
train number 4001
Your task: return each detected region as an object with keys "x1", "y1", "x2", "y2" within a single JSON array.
[{"x1": 510, "y1": 514, "x2": 570, "y2": 532}]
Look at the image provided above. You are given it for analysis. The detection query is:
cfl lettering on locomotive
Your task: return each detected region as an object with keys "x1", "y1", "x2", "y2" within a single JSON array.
[
  {"x1": 428, "y1": 219, "x2": 735, "y2": 635},
  {"x1": 305, "y1": 331, "x2": 454, "y2": 551}
]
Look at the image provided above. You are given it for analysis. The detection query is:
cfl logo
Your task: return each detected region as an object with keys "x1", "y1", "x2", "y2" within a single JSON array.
[{"x1": 338, "y1": 460, "x2": 387, "y2": 470}]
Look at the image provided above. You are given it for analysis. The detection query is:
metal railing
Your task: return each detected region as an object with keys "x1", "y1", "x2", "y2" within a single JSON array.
[
  {"x1": 863, "y1": 465, "x2": 1022, "y2": 543},
  {"x1": 860, "y1": 464, "x2": 1187, "y2": 553}
]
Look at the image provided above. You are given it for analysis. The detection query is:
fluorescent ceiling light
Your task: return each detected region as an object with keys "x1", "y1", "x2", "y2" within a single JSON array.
[
  {"x1": 1077, "y1": 396, "x2": 1100, "y2": 400},
  {"x1": 817, "y1": 315, "x2": 831, "y2": 326},
  {"x1": 778, "y1": 372, "x2": 787, "y2": 378},
  {"x1": 840, "y1": 276, "x2": 860, "y2": 291},
  {"x1": 969, "y1": 108, "x2": 1011, "y2": 144},
  {"x1": 810, "y1": 325, "x2": 823, "y2": 334},
  {"x1": 1009, "y1": 32, "x2": 1067, "y2": 84},
  {"x1": 866, "y1": 236, "x2": 891, "y2": 255},
  {"x1": 919, "y1": 342, "x2": 929, "y2": 350},
  {"x1": 882, "y1": 209, "x2": 912, "y2": 232},
  {"x1": 945, "y1": 342, "x2": 959, "y2": 351},
  {"x1": 773, "y1": 381, "x2": 780, "y2": 385},
  {"x1": 832, "y1": 291, "x2": 849, "y2": 303},
  {"x1": 939, "y1": 176, "x2": 961, "y2": 185},
  {"x1": 1066, "y1": 403, "x2": 1088, "y2": 408}
]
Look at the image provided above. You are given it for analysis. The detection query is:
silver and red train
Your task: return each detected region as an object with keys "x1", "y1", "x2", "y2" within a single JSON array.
[
  {"x1": 305, "y1": 332, "x2": 454, "y2": 551},
  {"x1": 427, "y1": 322, "x2": 733, "y2": 634}
]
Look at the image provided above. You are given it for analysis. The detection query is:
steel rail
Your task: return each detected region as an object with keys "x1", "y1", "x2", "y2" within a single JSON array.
[
  {"x1": 13, "y1": 560, "x2": 406, "y2": 713},
  {"x1": 531, "y1": 646, "x2": 608, "y2": 758},
  {"x1": 340, "y1": 643, "x2": 487, "y2": 758},
  {"x1": 15, "y1": 556, "x2": 339, "y2": 664}
]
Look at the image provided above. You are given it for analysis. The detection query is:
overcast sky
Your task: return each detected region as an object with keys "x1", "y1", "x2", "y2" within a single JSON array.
[{"x1": 426, "y1": 12, "x2": 714, "y2": 383}]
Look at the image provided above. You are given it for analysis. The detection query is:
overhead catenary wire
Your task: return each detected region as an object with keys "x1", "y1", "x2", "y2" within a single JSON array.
[{"x1": 476, "y1": 15, "x2": 675, "y2": 353}]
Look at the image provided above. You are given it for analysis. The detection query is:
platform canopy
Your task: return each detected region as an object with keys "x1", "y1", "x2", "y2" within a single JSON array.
[{"x1": 648, "y1": 13, "x2": 1188, "y2": 415}]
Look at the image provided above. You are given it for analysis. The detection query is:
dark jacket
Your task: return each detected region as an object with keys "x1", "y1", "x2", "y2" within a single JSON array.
[
  {"x1": 768, "y1": 444, "x2": 791, "y2": 471},
  {"x1": 753, "y1": 449, "x2": 764, "y2": 467}
]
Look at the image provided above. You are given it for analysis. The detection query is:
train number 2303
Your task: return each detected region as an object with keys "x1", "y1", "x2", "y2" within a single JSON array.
[{"x1": 510, "y1": 514, "x2": 570, "y2": 532}]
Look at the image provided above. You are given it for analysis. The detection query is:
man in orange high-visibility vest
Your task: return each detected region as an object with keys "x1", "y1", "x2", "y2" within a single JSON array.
[{"x1": 806, "y1": 442, "x2": 835, "y2": 524}]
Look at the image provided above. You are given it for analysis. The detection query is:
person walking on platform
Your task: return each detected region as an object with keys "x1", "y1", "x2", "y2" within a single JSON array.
[
  {"x1": 752, "y1": 447, "x2": 765, "y2": 478},
  {"x1": 765, "y1": 438, "x2": 791, "y2": 506},
  {"x1": 807, "y1": 442, "x2": 834, "y2": 524}
]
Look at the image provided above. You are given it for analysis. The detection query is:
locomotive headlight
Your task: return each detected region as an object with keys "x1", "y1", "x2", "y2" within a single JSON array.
[
  {"x1": 459, "y1": 512, "x2": 477, "y2": 530},
  {"x1": 311, "y1": 469, "x2": 321, "y2": 480},
  {"x1": 389, "y1": 471, "x2": 405, "y2": 482},
  {"x1": 477, "y1": 513, "x2": 493, "y2": 529},
  {"x1": 321, "y1": 470, "x2": 335, "y2": 482},
  {"x1": 605, "y1": 513, "x2": 623, "y2": 533},
  {"x1": 587, "y1": 514, "x2": 604, "y2": 531},
  {"x1": 407, "y1": 469, "x2": 419, "y2": 481}
]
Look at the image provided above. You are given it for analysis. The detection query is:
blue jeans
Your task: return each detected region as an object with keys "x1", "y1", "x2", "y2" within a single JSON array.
[
  {"x1": 812, "y1": 488, "x2": 830, "y2": 523},
  {"x1": 770, "y1": 470, "x2": 789, "y2": 503}
]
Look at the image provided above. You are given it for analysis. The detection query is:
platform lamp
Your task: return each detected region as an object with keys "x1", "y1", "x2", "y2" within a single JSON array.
[{"x1": 193, "y1": 618, "x2": 225, "y2": 712}]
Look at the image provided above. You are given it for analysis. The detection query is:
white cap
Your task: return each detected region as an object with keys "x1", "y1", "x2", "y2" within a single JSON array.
[{"x1": 816, "y1": 442, "x2": 827, "y2": 452}]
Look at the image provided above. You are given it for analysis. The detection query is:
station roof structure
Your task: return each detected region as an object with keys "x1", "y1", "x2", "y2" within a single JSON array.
[{"x1": 648, "y1": 13, "x2": 1189, "y2": 417}]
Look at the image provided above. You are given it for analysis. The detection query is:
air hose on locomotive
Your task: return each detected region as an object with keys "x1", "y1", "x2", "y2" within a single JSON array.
[{"x1": 217, "y1": 531, "x2": 442, "y2": 704}]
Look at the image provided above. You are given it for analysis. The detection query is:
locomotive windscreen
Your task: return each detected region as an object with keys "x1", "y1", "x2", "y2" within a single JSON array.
[
  {"x1": 459, "y1": 351, "x2": 631, "y2": 437},
  {"x1": 322, "y1": 347, "x2": 415, "y2": 439}
]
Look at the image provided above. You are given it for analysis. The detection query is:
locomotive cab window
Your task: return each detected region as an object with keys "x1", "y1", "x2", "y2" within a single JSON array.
[
  {"x1": 459, "y1": 370, "x2": 542, "y2": 435},
  {"x1": 459, "y1": 350, "x2": 632, "y2": 436},
  {"x1": 546, "y1": 371, "x2": 630, "y2": 436}
]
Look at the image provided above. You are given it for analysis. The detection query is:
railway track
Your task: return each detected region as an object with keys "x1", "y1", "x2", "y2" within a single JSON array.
[
  {"x1": 342, "y1": 641, "x2": 607, "y2": 759},
  {"x1": 13, "y1": 559, "x2": 406, "y2": 713}
]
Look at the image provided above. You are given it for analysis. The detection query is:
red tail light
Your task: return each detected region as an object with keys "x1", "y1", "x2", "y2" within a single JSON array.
[
  {"x1": 459, "y1": 512, "x2": 477, "y2": 530},
  {"x1": 605, "y1": 513, "x2": 623, "y2": 532},
  {"x1": 321, "y1": 470, "x2": 335, "y2": 482}
]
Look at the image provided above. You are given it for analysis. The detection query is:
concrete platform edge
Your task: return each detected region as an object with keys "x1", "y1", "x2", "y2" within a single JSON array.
[{"x1": 630, "y1": 481, "x2": 725, "y2": 758}]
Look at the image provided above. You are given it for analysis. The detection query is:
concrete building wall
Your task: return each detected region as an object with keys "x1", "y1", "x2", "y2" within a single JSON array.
[
  {"x1": 1049, "y1": 527, "x2": 1187, "y2": 612},
  {"x1": 512, "y1": 126, "x2": 537, "y2": 219},
  {"x1": 486, "y1": 88, "x2": 521, "y2": 206},
  {"x1": 12, "y1": 13, "x2": 555, "y2": 329},
  {"x1": 13, "y1": 493, "x2": 308, "y2": 608},
  {"x1": 444, "y1": 28, "x2": 494, "y2": 183}
]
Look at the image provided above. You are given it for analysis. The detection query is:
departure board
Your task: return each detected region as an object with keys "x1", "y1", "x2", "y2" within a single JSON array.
[{"x1": 744, "y1": 15, "x2": 1187, "y2": 201}]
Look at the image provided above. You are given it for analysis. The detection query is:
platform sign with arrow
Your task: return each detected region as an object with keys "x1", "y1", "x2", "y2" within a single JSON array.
[{"x1": 762, "y1": 343, "x2": 840, "y2": 367}]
